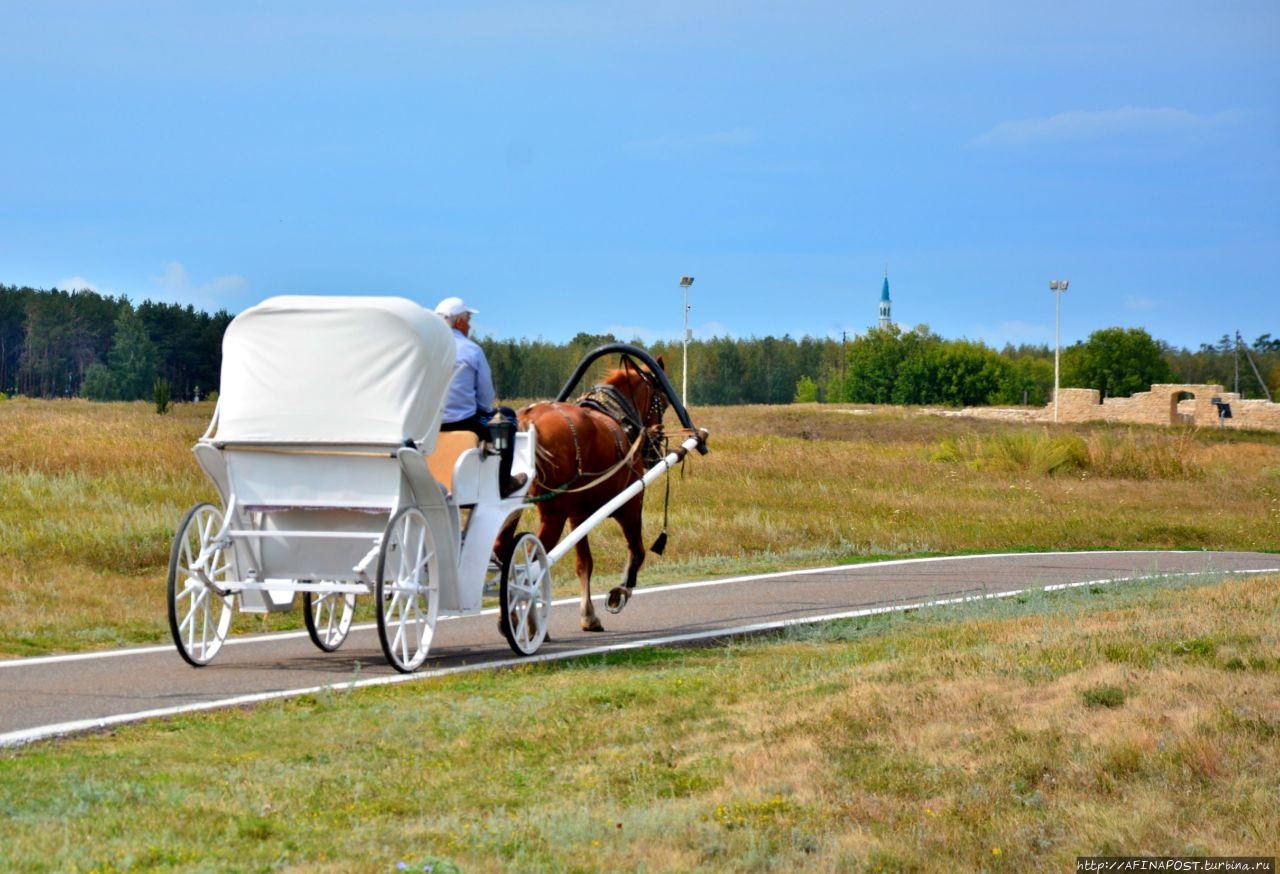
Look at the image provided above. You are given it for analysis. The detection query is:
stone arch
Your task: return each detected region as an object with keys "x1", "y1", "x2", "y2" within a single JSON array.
[{"x1": 1170, "y1": 390, "x2": 1197, "y2": 426}]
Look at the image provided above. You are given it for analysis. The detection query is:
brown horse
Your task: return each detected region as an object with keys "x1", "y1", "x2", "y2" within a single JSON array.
[{"x1": 510, "y1": 355, "x2": 668, "y2": 631}]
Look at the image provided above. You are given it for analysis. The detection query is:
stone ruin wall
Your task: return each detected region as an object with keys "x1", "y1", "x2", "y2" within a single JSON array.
[{"x1": 1049, "y1": 384, "x2": 1280, "y2": 432}]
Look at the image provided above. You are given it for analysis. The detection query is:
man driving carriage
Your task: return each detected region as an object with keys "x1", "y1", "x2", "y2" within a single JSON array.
[{"x1": 434, "y1": 296, "x2": 526, "y2": 497}]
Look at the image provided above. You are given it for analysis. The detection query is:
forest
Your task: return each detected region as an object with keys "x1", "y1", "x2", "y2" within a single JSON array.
[
  {"x1": 0, "y1": 285, "x2": 230, "y2": 403},
  {"x1": 1, "y1": 283, "x2": 1276, "y2": 407}
]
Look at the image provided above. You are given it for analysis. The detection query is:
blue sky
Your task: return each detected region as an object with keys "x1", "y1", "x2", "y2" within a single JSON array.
[{"x1": 2, "y1": 1, "x2": 1276, "y2": 351}]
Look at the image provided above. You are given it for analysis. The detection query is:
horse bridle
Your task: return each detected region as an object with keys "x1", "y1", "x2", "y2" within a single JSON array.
[{"x1": 584, "y1": 356, "x2": 667, "y2": 466}]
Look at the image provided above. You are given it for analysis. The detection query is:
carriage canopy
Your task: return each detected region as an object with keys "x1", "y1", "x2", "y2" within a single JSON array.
[{"x1": 213, "y1": 296, "x2": 456, "y2": 447}]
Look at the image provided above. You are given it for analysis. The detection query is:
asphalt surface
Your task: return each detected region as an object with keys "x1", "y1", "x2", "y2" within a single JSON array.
[{"x1": 2, "y1": 550, "x2": 1276, "y2": 747}]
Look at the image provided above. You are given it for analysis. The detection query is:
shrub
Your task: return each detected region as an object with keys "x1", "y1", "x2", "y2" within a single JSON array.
[
  {"x1": 933, "y1": 427, "x2": 1204, "y2": 480},
  {"x1": 153, "y1": 377, "x2": 172, "y2": 415},
  {"x1": 793, "y1": 375, "x2": 818, "y2": 403},
  {"x1": 1080, "y1": 684, "x2": 1127, "y2": 709},
  {"x1": 931, "y1": 430, "x2": 1088, "y2": 476},
  {"x1": 1085, "y1": 429, "x2": 1203, "y2": 479}
]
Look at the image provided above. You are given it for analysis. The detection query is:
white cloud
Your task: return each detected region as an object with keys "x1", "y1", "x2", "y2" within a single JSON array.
[
  {"x1": 152, "y1": 261, "x2": 248, "y2": 311},
  {"x1": 1124, "y1": 295, "x2": 1158, "y2": 311},
  {"x1": 694, "y1": 321, "x2": 735, "y2": 339},
  {"x1": 973, "y1": 320, "x2": 1052, "y2": 347},
  {"x1": 603, "y1": 324, "x2": 670, "y2": 345},
  {"x1": 55, "y1": 276, "x2": 101, "y2": 293},
  {"x1": 971, "y1": 107, "x2": 1244, "y2": 147},
  {"x1": 600, "y1": 320, "x2": 738, "y2": 344}
]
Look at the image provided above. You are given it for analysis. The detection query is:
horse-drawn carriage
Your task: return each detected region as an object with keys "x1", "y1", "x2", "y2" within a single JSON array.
[{"x1": 166, "y1": 295, "x2": 707, "y2": 673}]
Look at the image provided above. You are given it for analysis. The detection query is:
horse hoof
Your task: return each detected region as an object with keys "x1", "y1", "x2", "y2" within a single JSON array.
[
  {"x1": 581, "y1": 616, "x2": 605, "y2": 632},
  {"x1": 606, "y1": 586, "x2": 630, "y2": 614}
]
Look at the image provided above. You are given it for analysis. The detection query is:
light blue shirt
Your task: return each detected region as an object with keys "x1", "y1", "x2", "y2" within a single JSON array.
[{"x1": 442, "y1": 327, "x2": 496, "y2": 424}]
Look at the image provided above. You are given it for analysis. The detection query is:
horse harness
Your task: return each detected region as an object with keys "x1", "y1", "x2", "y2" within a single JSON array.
[
  {"x1": 579, "y1": 364, "x2": 668, "y2": 469},
  {"x1": 526, "y1": 367, "x2": 668, "y2": 500},
  {"x1": 579, "y1": 384, "x2": 644, "y2": 445}
]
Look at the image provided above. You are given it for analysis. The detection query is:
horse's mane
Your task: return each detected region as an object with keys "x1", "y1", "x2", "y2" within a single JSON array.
[{"x1": 601, "y1": 358, "x2": 655, "y2": 384}]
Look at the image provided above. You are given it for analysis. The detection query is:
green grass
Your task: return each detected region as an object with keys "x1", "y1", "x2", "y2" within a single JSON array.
[{"x1": 1, "y1": 572, "x2": 1277, "y2": 871}]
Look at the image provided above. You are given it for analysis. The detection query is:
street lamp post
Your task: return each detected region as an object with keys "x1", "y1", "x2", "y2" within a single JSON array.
[
  {"x1": 1049, "y1": 279, "x2": 1069, "y2": 422},
  {"x1": 680, "y1": 276, "x2": 694, "y2": 403}
]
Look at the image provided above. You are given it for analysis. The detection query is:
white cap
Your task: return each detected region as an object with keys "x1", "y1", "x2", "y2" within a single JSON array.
[{"x1": 434, "y1": 296, "x2": 478, "y2": 319}]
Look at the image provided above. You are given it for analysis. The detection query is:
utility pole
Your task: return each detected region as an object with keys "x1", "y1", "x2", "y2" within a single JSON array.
[
  {"x1": 680, "y1": 276, "x2": 694, "y2": 404},
  {"x1": 1237, "y1": 331, "x2": 1273, "y2": 401},
  {"x1": 1049, "y1": 280, "x2": 1069, "y2": 422}
]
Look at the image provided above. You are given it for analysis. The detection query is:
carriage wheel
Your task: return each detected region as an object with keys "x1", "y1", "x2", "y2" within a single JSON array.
[
  {"x1": 167, "y1": 502, "x2": 234, "y2": 667},
  {"x1": 303, "y1": 588, "x2": 355, "y2": 652},
  {"x1": 375, "y1": 506, "x2": 440, "y2": 673},
  {"x1": 500, "y1": 532, "x2": 552, "y2": 656}
]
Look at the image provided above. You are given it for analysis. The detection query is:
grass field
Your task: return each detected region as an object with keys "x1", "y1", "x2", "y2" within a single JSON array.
[
  {"x1": 1, "y1": 399, "x2": 1277, "y2": 657},
  {"x1": 1, "y1": 399, "x2": 1278, "y2": 871}
]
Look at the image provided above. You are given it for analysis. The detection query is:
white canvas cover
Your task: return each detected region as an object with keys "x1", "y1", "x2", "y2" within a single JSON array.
[{"x1": 212, "y1": 296, "x2": 456, "y2": 447}]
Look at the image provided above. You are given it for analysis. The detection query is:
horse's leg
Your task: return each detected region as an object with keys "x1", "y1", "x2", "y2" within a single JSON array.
[
  {"x1": 534, "y1": 511, "x2": 567, "y2": 565},
  {"x1": 619, "y1": 498, "x2": 646, "y2": 590},
  {"x1": 534, "y1": 511, "x2": 605, "y2": 632},
  {"x1": 606, "y1": 497, "x2": 646, "y2": 613},
  {"x1": 569, "y1": 521, "x2": 604, "y2": 632}
]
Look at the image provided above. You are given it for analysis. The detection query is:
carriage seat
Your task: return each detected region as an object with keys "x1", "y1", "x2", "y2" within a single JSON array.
[{"x1": 426, "y1": 431, "x2": 481, "y2": 497}]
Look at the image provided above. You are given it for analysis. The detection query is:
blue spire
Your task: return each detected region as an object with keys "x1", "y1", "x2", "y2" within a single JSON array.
[{"x1": 878, "y1": 269, "x2": 891, "y2": 329}]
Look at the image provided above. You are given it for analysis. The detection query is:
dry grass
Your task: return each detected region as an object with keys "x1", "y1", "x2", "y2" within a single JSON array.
[
  {"x1": 0, "y1": 400, "x2": 216, "y2": 652},
  {"x1": 636, "y1": 405, "x2": 1280, "y2": 578},
  {"x1": 2, "y1": 399, "x2": 1278, "y2": 655}
]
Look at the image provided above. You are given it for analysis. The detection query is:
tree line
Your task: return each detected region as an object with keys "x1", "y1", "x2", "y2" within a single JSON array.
[
  {"x1": 480, "y1": 325, "x2": 1278, "y2": 408},
  {"x1": 0, "y1": 284, "x2": 231, "y2": 402},
  {"x1": 1, "y1": 284, "x2": 1275, "y2": 406}
]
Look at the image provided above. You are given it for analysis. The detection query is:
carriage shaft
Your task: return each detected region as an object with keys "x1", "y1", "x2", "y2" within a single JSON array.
[{"x1": 546, "y1": 431, "x2": 706, "y2": 567}]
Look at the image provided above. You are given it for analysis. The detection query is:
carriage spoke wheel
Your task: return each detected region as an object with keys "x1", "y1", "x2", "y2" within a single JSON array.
[
  {"x1": 303, "y1": 588, "x2": 355, "y2": 652},
  {"x1": 167, "y1": 502, "x2": 234, "y2": 667},
  {"x1": 500, "y1": 532, "x2": 552, "y2": 656},
  {"x1": 375, "y1": 507, "x2": 439, "y2": 673}
]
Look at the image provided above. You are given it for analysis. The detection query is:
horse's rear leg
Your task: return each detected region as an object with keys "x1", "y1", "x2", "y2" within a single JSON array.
[{"x1": 573, "y1": 533, "x2": 603, "y2": 632}]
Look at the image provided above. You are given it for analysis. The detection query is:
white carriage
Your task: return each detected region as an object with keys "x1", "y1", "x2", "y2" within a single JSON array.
[{"x1": 166, "y1": 295, "x2": 550, "y2": 672}]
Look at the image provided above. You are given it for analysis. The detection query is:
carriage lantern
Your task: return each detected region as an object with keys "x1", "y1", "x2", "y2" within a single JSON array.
[{"x1": 488, "y1": 411, "x2": 514, "y2": 451}]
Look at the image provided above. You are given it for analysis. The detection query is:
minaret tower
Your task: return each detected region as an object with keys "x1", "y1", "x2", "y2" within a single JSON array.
[{"x1": 878, "y1": 269, "x2": 891, "y2": 329}]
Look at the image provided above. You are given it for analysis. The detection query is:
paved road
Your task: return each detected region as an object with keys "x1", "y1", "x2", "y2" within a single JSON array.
[{"x1": 2, "y1": 550, "x2": 1276, "y2": 747}]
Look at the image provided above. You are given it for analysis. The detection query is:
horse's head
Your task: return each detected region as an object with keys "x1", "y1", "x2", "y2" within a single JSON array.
[
  {"x1": 603, "y1": 355, "x2": 667, "y2": 430},
  {"x1": 600, "y1": 355, "x2": 668, "y2": 466}
]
